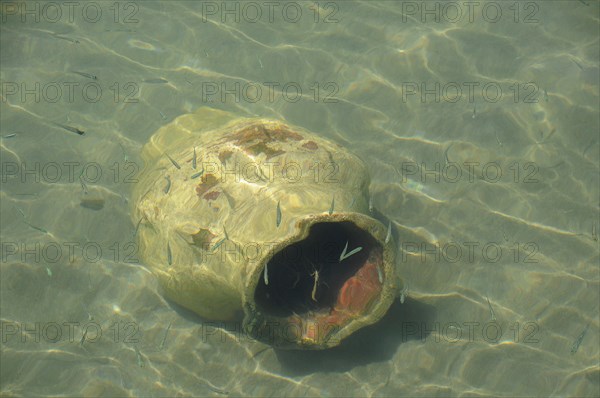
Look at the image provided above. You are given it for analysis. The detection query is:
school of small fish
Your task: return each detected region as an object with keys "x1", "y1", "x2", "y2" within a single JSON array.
[{"x1": 339, "y1": 241, "x2": 363, "y2": 262}]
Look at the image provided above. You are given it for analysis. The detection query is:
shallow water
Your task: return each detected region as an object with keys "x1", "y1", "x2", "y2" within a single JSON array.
[{"x1": 1, "y1": 1, "x2": 599, "y2": 397}]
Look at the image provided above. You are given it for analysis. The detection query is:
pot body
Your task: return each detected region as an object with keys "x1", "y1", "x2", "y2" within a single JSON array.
[{"x1": 131, "y1": 107, "x2": 399, "y2": 349}]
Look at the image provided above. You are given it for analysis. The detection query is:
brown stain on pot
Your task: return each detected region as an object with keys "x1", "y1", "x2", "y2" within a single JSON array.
[
  {"x1": 302, "y1": 141, "x2": 318, "y2": 150},
  {"x1": 196, "y1": 174, "x2": 219, "y2": 197},
  {"x1": 192, "y1": 228, "x2": 217, "y2": 249},
  {"x1": 203, "y1": 191, "x2": 221, "y2": 201},
  {"x1": 231, "y1": 123, "x2": 303, "y2": 146},
  {"x1": 219, "y1": 150, "x2": 233, "y2": 164},
  {"x1": 246, "y1": 142, "x2": 285, "y2": 159},
  {"x1": 226, "y1": 123, "x2": 306, "y2": 160}
]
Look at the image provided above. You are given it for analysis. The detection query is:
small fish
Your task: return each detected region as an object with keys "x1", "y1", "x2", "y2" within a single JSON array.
[
  {"x1": 368, "y1": 196, "x2": 373, "y2": 213},
  {"x1": 212, "y1": 237, "x2": 226, "y2": 252},
  {"x1": 486, "y1": 295, "x2": 497, "y2": 321},
  {"x1": 276, "y1": 200, "x2": 282, "y2": 227},
  {"x1": 221, "y1": 190, "x2": 236, "y2": 209},
  {"x1": 167, "y1": 242, "x2": 172, "y2": 265},
  {"x1": 2, "y1": 133, "x2": 17, "y2": 139},
  {"x1": 133, "y1": 215, "x2": 145, "y2": 236},
  {"x1": 571, "y1": 58, "x2": 584, "y2": 70},
  {"x1": 544, "y1": 88, "x2": 549, "y2": 102},
  {"x1": 546, "y1": 128, "x2": 557, "y2": 142},
  {"x1": 134, "y1": 346, "x2": 145, "y2": 368},
  {"x1": 377, "y1": 267, "x2": 383, "y2": 284},
  {"x1": 328, "y1": 196, "x2": 335, "y2": 215},
  {"x1": 399, "y1": 283, "x2": 409, "y2": 304},
  {"x1": 52, "y1": 33, "x2": 80, "y2": 44},
  {"x1": 119, "y1": 143, "x2": 129, "y2": 162},
  {"x1": 80, "y1": 327, "x2": 88, "y2": 346},
  {"x1": 15, "y1": 207, "x2": 47, "y2": 233},
  {"x1": 339, "y1": 241, "x2": 348, "y2": 261},
  {"x1": 159, "y1": 322, "x2": 171, "y2": 350},
  {"x1": 14, "y1": 206, "x2": 26, "y2": 218},
  {"x1": 257, "y1": 56, "x2": 263, "y2": 69},
  {"x1": 104, "y1": 28, "x2": 136, "y2": 32},
  {"x1": 251, "y1": 346, "x2": 270, "y2": 359},
  {"x1": 444, "y1": 143, "x2": 453, "y2": 164},
  {"x1": 53, "y1": 122, "x2": 85, "y2": 136},
  {"x1": 385, "y1": 220, "x2": 392, "y2": 244},
  {"x1": 263, "y1": 263, "x2": 269, "y2": 286},
  {"x1": 472, "y1": 105, "x2": 476, "y2": 119},
  {"x1": 46, "y1": 267, "x2": 52, "y2": 277},
  {"x1": 311, "y1": 270, "x2": 320, "y2": 302},
  {"x1": 24, "y1": 221, "x2": 48, "y2": 234},
  {"x1": 592, "y1": 222, "x2": 597, "y2": 242},
  {"x1": 339, "y1": 241, "x2": 363, "y2": 262},
  {"x1": 191, "y1": 169, "x2": 204, "y2": 179},
  {"x1": 571, "y1": 324, "x2": 589, "y2": 354},
  {"x1": 79, "y1": 177, "x2": 88, "y2": 195},
  {"x1": 495, "y1": 131, "x2": 502, "y2": 147},
  {"x1": 143, "y1": 78, "x2": 168, "y2": 84},
  {"x1": 223, "y1": 226, "x2": 229, "y2": 240},
  {"x1": 159, "y1": 111, "x2": 167, "y2": 120},
  {"x1": 164, "y1": 152, "x2": 181, "y2": 169},
  {"x1": 72, "y1": 71, "x2": 97, "y2": 80},
  {"x1": 192, "y1": 147, "x2": 197, "y2": 169},
  {"x1": 164, "y1": 175, "x2": 171, "y2": 194},
  {"x1": 257, "y1": 167, "x2": 269, "y2": 182}
]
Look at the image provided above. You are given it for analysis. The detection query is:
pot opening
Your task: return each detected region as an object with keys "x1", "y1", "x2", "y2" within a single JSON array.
[{"x1": 255, "y1": 222, "x2": 384, "y2": 327}]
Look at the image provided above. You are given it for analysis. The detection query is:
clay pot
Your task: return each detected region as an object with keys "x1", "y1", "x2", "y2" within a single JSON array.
[{"x1": 131, "y1": 107, "x2": 399, "y2": 349}]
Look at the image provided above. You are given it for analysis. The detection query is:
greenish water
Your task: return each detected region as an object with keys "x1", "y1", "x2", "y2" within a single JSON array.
[{"x1": 1, "y1": 1, "x2": 598, "y2": 396}]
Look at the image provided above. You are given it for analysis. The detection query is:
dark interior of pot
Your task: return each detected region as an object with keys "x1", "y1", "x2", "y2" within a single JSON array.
[{"x1": 254, "y1": 221, "x2": 384, "y2": 329}]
